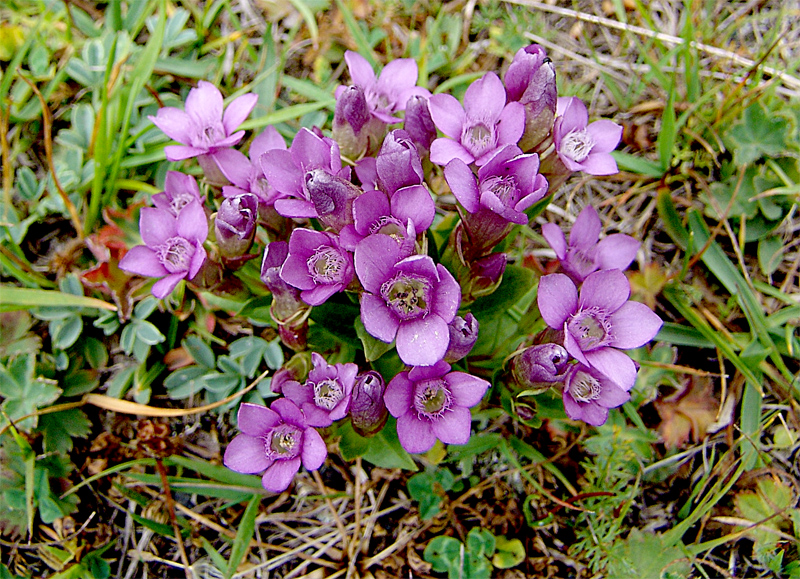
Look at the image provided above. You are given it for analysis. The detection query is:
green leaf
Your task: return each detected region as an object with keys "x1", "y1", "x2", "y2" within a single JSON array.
[
  {"x1": 757, "y1": 236, "x2": 784, "y2": 276},
  {"x1": 39, "y1": 410, "x2": 92, "y2": 454},
  {"x1": 226, "y1": 494, "x2": 260, "y2": 579},
  {"x1": 408, "y1": 467, "x2": 456, "y2": 520},
  {"x1": 492, "y1": 535, "x2": 525, "y2": 569},
  {"x1": 424, "y1": 536, "x2": 463, "y2": 574},
  {"x1": 0, "y1": 287, "x2": 116, "y2": 311},
  {"x1": 183, "y1": 336, "x2": 215, "y2": 369},
  {"x1": 0, "y1": 354, "x2": 61, "y2": 431},
  {"x1": 726, "y1": 102, "x2": 794, "y2": 166},
  {"x1": 338, "y1": 418, "x2": 417, "y2": 471},
  {"x1": 466, "y1": 527, "x2": 495, "y2": 558},
  {"x1": 606, "y1": 529, "x2": 691, "y2": 579},
  {"x1": 469, "y1": 265, "x2": 535, "y2": 321},
  {"x1": 50, "y1": 314, "x2": 83, "y2": 350},
  {"x1": 658, "y1": 83, "x2": 677, "y2": 170},
  {"x1": 611, "y1": 151, "x2": 665, "y2": 178},
  {"x1": 354, "y1": 317, "x2": 394, "y2": 361}
]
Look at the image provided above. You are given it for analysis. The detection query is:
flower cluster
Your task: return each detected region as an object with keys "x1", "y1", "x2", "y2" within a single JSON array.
[{"x1": 123, "y1": 44, "x2": 658, "y2": 492}]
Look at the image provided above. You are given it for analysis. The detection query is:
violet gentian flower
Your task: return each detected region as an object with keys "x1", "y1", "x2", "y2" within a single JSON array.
[
  {"x1": 303, "y1": 169, "x2": 362, "y2": 232},
  {"x1": 553, "y1": 97, "x2": 622, "y2": 175},
  {"x1": 280, "y1": 229, "x2": 355, "y2": 306},
  {"x1": 261, "y1": 128, "x2": 350, "y2": 220},
  {"x1": 375, "y1": 130, "x2": 425, "y2": 195},
  {"x1": 282, "y1": 352, "x2": 357, "y2": 428},
  {"x1": 119, "y1": 201, "x2": 208, "y2": 299},
  {"x1": 338, "y1": 50, "x2": 430, "y2": 124},
  {"x1": 503, "y1": 44, "x2": 557, "y2": 151},
  {"x1": 350, "y1": 371, "x2": 388, "y2": 437},
  {"x1": 355, "y1": 234, "x2": 461, "y2": 367},
  {"x1": 562, "y1": 363, "x2": 630, "y2": 426},
  {"x1": 428, "y1": 72, "x2": 525, "y2": 166},
  {"x1": 404, "y1": 95, "x2": 437, "y2": 155},
  {"x1": 148, "y1": 81, "x2": 257, "y2": 173},
  {"x1": 223, "y1": 399, "x2": 327, "y2": 493},
  {"x1": 152, "y1": 171, "x2": 204, "y2": 217},
  {"x1": 215, "y1": 193, "x2": 258, "y2": 259},
  {"x1": 510, "y1": 343, "x2": 569, "y2": 393},
  {"x1": 444, "y1": 144, "x2": 548, "y2": 251},
  {"x1": 339, "y1": 189, "x2": 417, "y2": 255},
  {"x1": 444, "y1": 314, "x2": 479, "y2": 363},
  {"x1": 384, "y1": 360, "x2": 490, "y2": 453},
  {"x1": 537, "y1": 269, "x2": 663, "y2": 390},
  {"x1": 542, "y1": 205, "x2": 640, "y2": 283},
  {"x1": 217, "y1": 126, "x2": 287, "y2": 206}
]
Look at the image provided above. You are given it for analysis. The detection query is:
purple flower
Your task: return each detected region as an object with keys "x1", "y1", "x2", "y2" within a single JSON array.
[
  {"x1": 283, "y1": 353, "x2": 357, "y2": 427},
  {"x1": 350, "y1": 371, "x2": 388, "y2": 437},
  {"x1": 510, "y1": 343, "x2": 569, "y2": 393},
  {"x1": 375, "y1": 130, "x2": 425, "y2": 195},
  {"x1": 223, "y1": 399, "x2": 327, "y2": 493},
  {"x1": 444, "y1": 144, "x2": 548, "y2": 251},
  {"x1": 332, "y1": 85, "x2": 386, "y2": 158},
  {"x1": 339, "y1": 189, "x2": 418, "y2": 255},
  {"x1": 503, "y1": 44, "x2": 557, "y2": 151},
  {"x1": 562, "y1": 364, "x2": 630, "y2": 426},
  {"x1": 553, "y1": 97, "x2": 622, "y2": 175},
  {"x1": 119, "y1": 201, "x2": 208, "y2": 299},
  {"x1": 537, "y1": 269, "x2": 662, "y2": 390},
  {"x1": 403, "y1": 95, "x2": 437, "y2": 154},
  {"x1": 338, "y1": 51, "x2": 430, "y2": 124},
  {"x1": 149, "y1": 81, "x2": 257, "y2": 162},
  {"x1": 152, "y1": 171, "x2": 204, "y2": 217},
  {"x1": 428, "y1": 72, "x2": 525, "y2": 166},
  {"x1": 280, "y1": 228, "x2": 355, "y2": 306},
  {"x1": 542, "y1": 205, "x2": 640, "y2": 283},
  {"x1": 303, "y1": 169, "x2": 362, "y2": 232},
  {"x1": 215, "y1": 193, "x2": 258, "y2": 259},
  {"x1": 355, "y1": 234, "x2": 461, "y2": 366},
  {"x1": 444, "y1": 314, "x2": 479, "y2": 363},
  {"x1": 261, "y1": 128, "x2": 349, "y2": 220},
  {"x1": 384, "y1": 360, "x2": 489, "y2": 453},
  {"x1": 217, "y1": 126, "x2": 288, "y2": 206}
]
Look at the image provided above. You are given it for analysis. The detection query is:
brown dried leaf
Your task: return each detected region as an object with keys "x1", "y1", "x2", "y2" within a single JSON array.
[{"x1": 655, "y1": 375, "x2": 719, "y2": 448}]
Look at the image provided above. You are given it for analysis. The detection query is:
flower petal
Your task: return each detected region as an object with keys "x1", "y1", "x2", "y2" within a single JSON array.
[
  {"x1": 609, "y1": 301, "x2": 663, "y2": 349},
  {"x1": 583, "y1": 347, "x2": 637, "y2": 391},
  {"x1": 431, "y1": 405, "x2": 472, "y2": 445},
  {"x1": 301, "y1": 427, "x2": 327, "y2": 471},
  {"x1": 578, "y1": 152, "x2": 619, "y2": 176},
  {"x1": 238, "y1": 402, "x2": 282, "y2": 436},
  {"x1": 428, "y1": 93, "x2": 465, "y2": 139},
  {"x1": 443, "y1": 158, "x2": 480, "y2": 213},
  {"x1": 430, "y1": 138, "x2": 474, "y2": 166},
  {"x1": 495, "y1": 101, "x2": 525, "y2": 148},
  {"x1": 596, "y1": 379, "x2": 630, "y2": 409},
  {"x1": 345, "y1": 51, "x2": 376, "y2": 89},
  {"x1": 396, "y1": 315, "x2": 449, "y2": 367},
  {"x1": 569, "y1": 205, "x2": 601, "y2": 249},
  {"x1": 118, "y1": 245, "x2": 168, "y2": 278},
  {"x1": 396, "y1": 413, "x2": 436, "y2": 454},
  {"x1": 537, "y1": 273, "x2": 578, "y2": 329},
  {"x1": 446, "y1": 372, "x2": 490, "y2": 408},
  {"x1": 541, "y1": 223, "x2": 567, "y2": 260},
  {"x1": 463, "y1": 72, "x2": 505, "y2": 122},
  {"x1": 578, "y1": 269, "x2": 630, "y2": 312},
  {"x1": 261, "y1": 457, "x2": 301, "y2": 493},
  {"x1": 283, "y1": 381, "x2": 314, "y2": 406},
  {"x1": 431, "y1": 264, "x2": 461, "y2": 322},
  {"x1": 176, "y1": 200, "x2": 208, "y2": 243},
  {"x1": 301, "y1": 283, "x2": 342, "y2": 306},
  {"x1": 384, "y1": 372, "x2": 414, "y2": 417},
  {"x1": 149, "y1": 108, "x2": 193, "y2": 143},
  {"x1": 140, "y1": 207, "x2": 177, "y2": 247},
  {"x1": 354, "y1": 234, "x2": 401, "y2": 293},
  {"x1": 361, "y1": 293, "x2": 400, "y2": 344},
  {"x1": 392, "y1": 185, "x2": 435, "y2": 231},
  {"x1": 223, "y1": 434, "x2": 272, "y2": 474},
  {"x1": 164, "y1": 145, "x2": 207, "y2": 161},
  {"x1": 151, "y1": 273, "x2": 184, "y2": 299},
  {"x1": 595, "y1": 234, "x2": 639, "y2": 271},
  {"x1": 222, "y1": 93, "x2": 258, "y2": 135},
  {"x1": 213, "y1": 148, "x2": 252, "y2": 189},
  {"x1": 586, "y1": 120, "x2": 622, "y2": 153},
  {"x1": 271, "y1": 398, "x2": 307, "y2": 428}
]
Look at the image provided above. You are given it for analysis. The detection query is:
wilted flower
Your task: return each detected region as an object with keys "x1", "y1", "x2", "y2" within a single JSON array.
[
  {"x1": 428, "y1": 72, "x2": 525, "y2": 166},
  {"x1": 215, "y1": 193, "x2": 258, "y2": 259},
  {"x1": 283, "y1": 353, "x2": 357, "y2": 427},
  {"x1": 510, "y1": 343, "x2": 569, "y2": 393},
  {"x1": 152, "y1": 171, "x2": 204, "y2": 217},
  {"x1": 338, "y1": 50, "x2": 430, "y2": 124},
  {"x1": 350, "y1": 371, "x2": 388, "y2": 437},
  {"x1": 553, "y1": 97, "x2": 622, "y2": 175},
  {"x1": 562, "y1": 363, "x2": 630, "y2": 426},
  {"x1": 223, "y1": 400, "x2": 327, "y2": 493},
  {"x1": 119, "y1": 201, "x2": 208, "y2": 299},
  {"x1": 444, "y1": 314, "x2": 479, "y2": 363},
  {"x1": 542, "y1": 205, "x2": 639, "y2": 283},
  {"x1": 355, "y1": 234, "x2": 461, "y2": 367},
  {"x1": 148, "y1": 81, "x2": 257, "y2": 176},
  {"x1": 537, "y1": 269, "x2": 662, "y2": 390},
  {"x1": 384, "y1": 360, "x2": 489, "y2": 453},
  {"x1": 280, "y1": 229, "x2": 355, "y2": 306},
  {"x1": 504, "y1": 44, "x2": 557, "y2": 151}
]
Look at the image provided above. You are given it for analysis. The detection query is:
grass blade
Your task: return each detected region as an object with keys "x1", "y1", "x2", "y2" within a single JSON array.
[
  {"x1": 0, "y1": 287, "x2": 117, "y2": 311},
  {"x1": 226, "y1": 493, "x2": 260, "y2": 579}
]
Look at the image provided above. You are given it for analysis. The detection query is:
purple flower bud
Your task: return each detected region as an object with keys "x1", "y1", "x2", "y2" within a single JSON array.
[
  {"x1": 271, "y1": 352, "x2": 312, "y2": 394},
  {"x1": 261, "y1": 241, "x2": 310, "y2": 350},
  {"x1": 350, "y1": 371, "x2": 388, "y2": 437},
  {"x1": 376, "y1": 130, "x2": 425, "y2": 195},
  {"x1": 444, "y1": 314, "x2": 479, "y2": 363},
  {"x1": 333, "y1": 85, "x2": 374, "y2": 158},
  {"x1": 510, "y1": 343, "x2": 570, "y2": 394},
  {"x1": 215, "y1": 193, "x2": 258, "y2": 259},
  {"x1": 305, "y1": 169, "x2": 361, "y2": 232},
  {"x1": 504, "y1": 44, "x2": 557, "y2": 151},
  {"x1": 404, "y1": 95, "x2": 437, "y2": 154}
]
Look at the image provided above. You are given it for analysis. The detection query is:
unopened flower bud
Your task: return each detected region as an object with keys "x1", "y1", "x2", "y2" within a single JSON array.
[
  {"x1": 376, "y1": 129, "x2": 424, "y2": 194},
  {"x1": 404, "y1": 95, "x2": 436, "y2": 154},
  {"x1": 350, "y1": 371, "x2": 388, "y2": 437},
  {"x1": 305, "y1": 169, "x2": 361, "y2": 232},
  {"x1": 444, "y1": 314, "x2": 479, "y2": 363},
  {"x1": 261, "y1": 241, "x2": 310, "y2": 350},
  {"x1": 504, "y1": 44, "x2": 557, "y2": 152},
  {"x1": 333, "y1": 85, "x2": 371, "y2": 158},
  {"x1": 271, "y1": 352, "x2": 312, "y2": 394},
  {"x1": 510, "y1": 343, "x2": 569, "y2": 394},
  {"x1": 215, "y1": 193, "x2": 258, "y2": 259}
]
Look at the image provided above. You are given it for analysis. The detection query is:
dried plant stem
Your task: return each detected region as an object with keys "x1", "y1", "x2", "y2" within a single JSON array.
[
  {"x1": 154, "y1": 458, "x2": 191, "y2": 579},
  {"x1": 312, "y1": 469, "x2": 350, "y2": 554}
]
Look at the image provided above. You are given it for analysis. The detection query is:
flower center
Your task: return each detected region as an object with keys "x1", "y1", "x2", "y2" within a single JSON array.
[
  {"x1": 369, "y1": 216, "x2": 406, "y2": 240},
  {"x1": 307, "y1": 246, "x2": 346, "y2": 284},
  {"x1": 561, "y1": 129, "x2": 595, "y2": 163},
  {"x1": 462, "y1": 121, "x2": 496, "y2": 159},
  {"x1": 265, "y1": 424, "x2": 301, "y2": 459},
  {"x1": 196, "y1": 122, "x2": 226, "y2": 149},
  {"x1": 564, "y1": 246, "x2": 596, "y2": 279},
  {"x1": 482, "y1": 175, "x2": 519, "y2": 206},
  {"x1": 380, "y1": 273, "x2": 431, "y2": 320},
  {"x1": 570, "y1": 371, "x2": 602, "y2": 403},
  {"x1": 155, "y1": 237, "x2": 195, "y2": 273},
  {"x1": 567, "y1": 306, "x2": 612, "y2": 351},
  {"x1": 312, "y1": 378, "x2": 344, "y2": 410},
  {"x1": 413, "y1": 378, "x2": 452, "y2": 419},
  {"x1": 168, "y1": 192, "x2": 196, "y2": 216}
]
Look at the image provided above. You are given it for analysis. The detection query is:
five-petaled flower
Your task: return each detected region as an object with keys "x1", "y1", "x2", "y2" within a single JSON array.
[
  {"x1": 355, "y1": 234, "x2": 461, "y2": 367},
  {"x1": 118, "y1": 200, "x2": 208, "y2": 299},
  {"x1": 384, "y1": 360, "x2": 489, "y2": 454},
  {"x1": 553, "y1": 97, "x2": 622, "y2": 176},
  {"x1": 283, "y1": 352, "x2": 357, "y2": 427},
  {"x1": 537, "y1": 269, "x2": 662, "y2": 391},
  {"x1": 280, "y1": 228, "x2": 355, "y2": 306},
  {"x1": 223, "y1": 400, "x2": 327, "y2": 493},
  {"x1": 562, "y1": 363, "x2": 630, "y2": 426}
]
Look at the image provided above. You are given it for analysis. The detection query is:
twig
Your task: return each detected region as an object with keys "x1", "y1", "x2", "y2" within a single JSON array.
[
  {"x1": 312, "y1": 469, "x2": 350, "y2": 554},
  {"x1": 154, "y1": 459, "x2": 191, "y2": 579}
]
